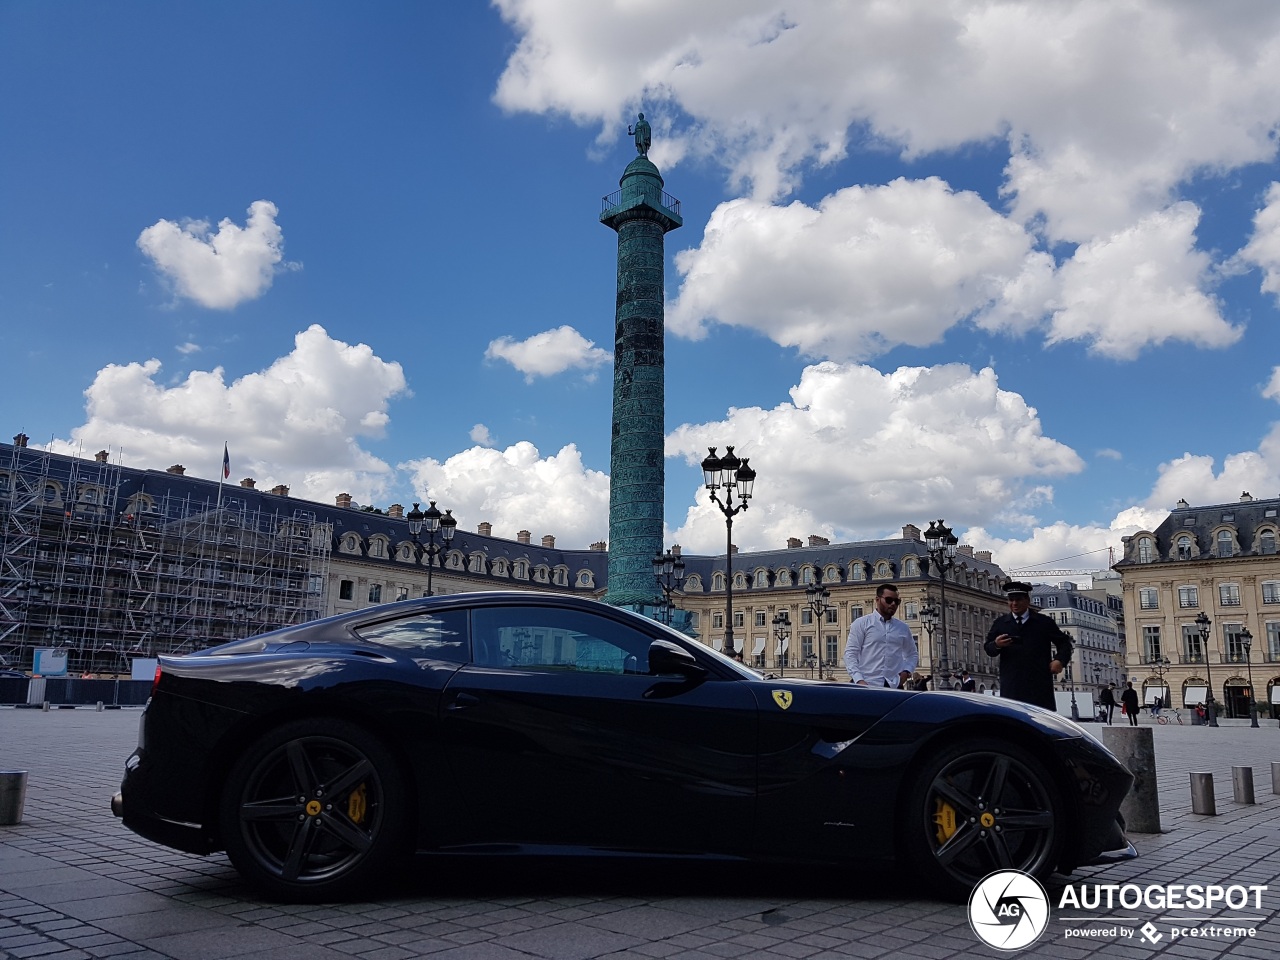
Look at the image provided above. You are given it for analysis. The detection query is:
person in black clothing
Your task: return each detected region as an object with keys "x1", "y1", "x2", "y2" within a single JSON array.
[
  {"x1": 1099, "y1": 683, "x2": 1117, "y2": 724},
  {"x1": 984, "y1": 581, "x2": 1073, "y2": 710},
  {"x1": 1121, "y1": 682, "x2": 1140, "y2": 726},
  {"x1": 959, "y1": 669, "x2": 976, "y2": 692}
]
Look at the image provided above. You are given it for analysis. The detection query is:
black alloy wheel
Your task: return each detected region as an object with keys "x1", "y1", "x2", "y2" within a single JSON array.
[
  {"x1": 904, "y1": 737, "x2": 1062, "y2": 899},
  {"x1": 219, "y1": 718, "x2": 408, "y2": 901}
]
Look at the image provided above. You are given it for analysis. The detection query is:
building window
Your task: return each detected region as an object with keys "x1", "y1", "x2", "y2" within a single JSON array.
[
  {"x1": 368, "y1": 584, "x2": 382, "y2": 603},
  {"x1": 369, "y1": 539, "x2": 385, "y2": 558},
  {"x1": 755, "y1": 569, "x2": 768, "y2": 588},
  {"x1": 755, "y1": 611, "x2": 767, "y2": 627},
  {"x1": 876, "y1": 561, "x2": 891, "y2": 579},
  {"x1": 824, "y1": 634, "x2": 839, "y2": 664},
  {"x1": 1045, "y1": 596, "x2": 1058, "y2": 607},
  {"x1": 1261, "y1": 530, "x2": 1277, "y2": 555},
  {"x1": 1182, "y1": 624, "x2": 1204, "y2": 662},
  {"x1": 339, "y1": 579, "x2": 353, "y2": 600},
  {"x1": 775, "y1": 569, "x2": 790, "y2": 587},
  {"x1": 1217, "y1": 530, "x2": 1234, "y2": 558},
  {"x1": 800, "y1": 609, "x2": 814, "y2": 626},
  {"x1": 712, "y1": 573, "x2": 725, "y2": 591},
  {"x1": 903, "y1": 601, "x2": 918, "y2": 620},
  {"x1": 1142, "y1": 625, "x2": 1162, "y2": 662},
  {"x1": 1219, "y1": 583, "x2": 1241, "y2": 606},
  {"x1": 712, "y1": 612, "x2": 724, "y2": 629},
  {"x1": 734, "y1": 611, "x2": 744, "y2": 628},
  {"x1": 1267, "y1": 622, "x2": 1280, "y2": 661},
  {"x1": 850, "y1": 564, "x2": 865, "y2": 581},
  {"x1": 576, "y1": 570, "x2": 593, "y2": 587},
  {"x1": 825, "y1": 608, "x2": 838, "y2": 624},
  {"x1": 801, "y1": 566, "x2": 813, "y2": 585},
  {"x1": 1176, "y1": 535, "x2": 1193, "y2": 560},
  {"x1": 903, "y1": 558, "x2": 918, "y2": 576},
  {"x1": 1177, "y1": 585, "x2": 1198, "y2": 608},
  {"x1": 396, "y1": 587, "x2": 409, "y2": 601},
  {"x1": 1224, "y1": 623, "x2": 1247, "y2": 660},
  {"x1": 1137, "y1": 537, "x2": 1154, "y2": 562},
  {"x1": 1263, "y1": 581, "x2": 1280, "y2": 604},
  {"x1": 1139, "y1": 588, "x2": 1159, "y2": 610}
]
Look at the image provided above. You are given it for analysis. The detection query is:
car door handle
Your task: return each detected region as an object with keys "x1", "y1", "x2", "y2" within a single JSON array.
[{"x1": 447, "y1": 692, "x2": 480, "y2": 710}]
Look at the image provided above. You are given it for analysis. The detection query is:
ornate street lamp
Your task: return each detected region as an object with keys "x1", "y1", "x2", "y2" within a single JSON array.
[
  {"x1": 406, "y1": 501, "x2": 457, "y2": 597},
  {"x1": 923, "y1": 519, "x2": 959, "y2": 689},
  {"x1": 805, "y1": 570, "x2": 832, "y2": 680},
  {"x1": 1239, "y1": 627, "x2": 1258, "y2": 728},
  {"x1": 1063, "y1": 662, "x2": 1079, "y2": 721},
  {"x1": 772, "y1": 610, "x2": 791, "y2": 677},
  {"x1": 1148, "y1": 654, "x2": 1170, "y2": 714},
  {"x1": 920, "y1": 603, "x2": 939, "y2": 689},
  {"x1": 1195, "y1": 610, "x2": 1218, "y2": 727},
  {"x1": 701, "y1": 446, "x2": 756, "y2": 660},
  {"x1": 652, "y1": 549, "x2": 686, "y2": 626}
]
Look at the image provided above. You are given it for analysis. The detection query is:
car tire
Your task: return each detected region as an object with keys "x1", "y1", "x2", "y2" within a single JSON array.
[
  {"x1": 219, "y1": 718, "x2": 409, "y2": 902},
  {"x1": 902, "y1": 737, "x2": 1063, "y2": 900}
]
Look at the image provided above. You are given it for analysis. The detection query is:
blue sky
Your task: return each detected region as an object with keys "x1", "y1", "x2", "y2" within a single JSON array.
[{"x1": 3, "y1": 1, "x2": 1280, "y2": 572}]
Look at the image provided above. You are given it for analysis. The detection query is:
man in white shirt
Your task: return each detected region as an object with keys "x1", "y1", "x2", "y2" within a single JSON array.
[{"x1": 844, "y1": 583, "x2": 917, "y2": 687}]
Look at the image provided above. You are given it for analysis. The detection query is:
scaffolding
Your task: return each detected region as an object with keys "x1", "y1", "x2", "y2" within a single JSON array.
[{"x1": 1, "y1": 441, "x2": 330, "y2": 673}]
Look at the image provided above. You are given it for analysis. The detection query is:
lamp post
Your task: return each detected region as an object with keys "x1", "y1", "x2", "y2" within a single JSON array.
[
  {"x1": 1195, "y1": 610, "x2": 1218, "y2": 727},
  {"x1": 1148, "y1": 655, "x2": 1170, "y2": 718},
  {"x1": 772, "y1": 610, "x2": 791, "y2": 677},
  {"x1": 923, "y1": 520, "x2": 959, "y2": 689},
  {"x1": 1063, "y1": 662, "x2": 1080, "y2": 721},
  {"x1": 651, "y1": 549, "x2": 686, "y2": 626},
  {"x1": 1239, "y1": 627, "x2": 1258, "y2": 728},
  {"x1": 805, "y1": 570, "x2": 832, "y2": 680},
  {"x1": 701, "y1": 447, "x2": 756, "y2": 660},
  {"x1": 405, "y1": 501, "x2": 457, "y2": 597},
  {"x1": 920, "y1": 603, "x2": 939, "y2": 688}
]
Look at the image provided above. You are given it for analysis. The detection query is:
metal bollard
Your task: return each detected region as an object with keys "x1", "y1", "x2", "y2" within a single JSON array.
[
  {"x1": 1272, "y1": 761, "x2": 1280, "y2": 795},
  {"x1": 41, "y1": 700, "x2": 50, "y2": 712},
  {"x1": 1190, "y1": 772, "x2": 1216, "y2": 815},
  {"x1": 0, "y1": 771, "x2": 28, "y2": 826},
  {"x1": 96, "y1": 701, "x2": 104, "y2": 712},
  {"x1": 1232, "y1": 766, "x2": 1255, "y2": 804}
]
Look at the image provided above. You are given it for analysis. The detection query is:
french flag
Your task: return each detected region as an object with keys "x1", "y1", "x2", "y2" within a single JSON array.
[{"x1": 222, "y1": 443, "x2": 230, "y2": 479}]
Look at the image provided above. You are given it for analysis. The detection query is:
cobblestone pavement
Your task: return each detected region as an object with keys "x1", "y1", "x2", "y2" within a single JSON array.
[{"x1": 1, "y1": 707, "x2": 1278, "y2": 960}]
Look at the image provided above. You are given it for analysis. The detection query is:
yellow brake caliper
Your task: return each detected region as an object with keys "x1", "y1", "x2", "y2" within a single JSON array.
[
  {"x1": 933, "y1": 798, "x2": 958, "y2": 845},
  {"x1": 346, "y1": 783, "x2": 368, "y2": 825}
]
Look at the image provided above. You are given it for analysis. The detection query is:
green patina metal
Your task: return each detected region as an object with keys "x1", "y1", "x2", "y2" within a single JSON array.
[{"x1": 600, "y1": 116, "x2": 682, "y2": 608}]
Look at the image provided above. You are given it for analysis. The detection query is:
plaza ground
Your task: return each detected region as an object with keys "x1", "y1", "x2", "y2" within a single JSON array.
[{"x1": 1, "y1": 708, "x2": 1278, "y2": 960}]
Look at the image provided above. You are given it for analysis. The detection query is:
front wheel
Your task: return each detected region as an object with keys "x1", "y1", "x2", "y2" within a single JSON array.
[
  {"x1": 902, "y1": 738, "x2": 1063, "y2": 900},
  {"x1": 219, "y1": 718, "x2": 410, "y2": 901}
]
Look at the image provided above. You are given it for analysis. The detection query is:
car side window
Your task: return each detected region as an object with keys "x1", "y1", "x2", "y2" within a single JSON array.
[
  {"x1": 355, "y1": 609, "x2": 469, "y2": 663},
  {"x1": 472, "y1": 606, "x2": 650, "y2": 675}
]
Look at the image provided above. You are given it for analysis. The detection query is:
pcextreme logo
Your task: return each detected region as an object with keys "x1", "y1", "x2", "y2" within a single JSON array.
[
  {"x1": 968, "y1": 872, "x2": 1269, "y2": 950},
  {"x1": 968, "y1": 870, "x2": 1050, "y2": 950}
]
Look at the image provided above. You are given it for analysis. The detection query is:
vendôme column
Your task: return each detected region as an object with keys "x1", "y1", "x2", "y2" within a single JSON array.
[{"x1": 600, "y1": 114, "x2": 682, "y2": 608}]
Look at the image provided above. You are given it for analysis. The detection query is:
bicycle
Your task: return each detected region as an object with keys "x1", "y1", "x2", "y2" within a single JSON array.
[{"x1": 1157, "y1": 708, "x2": 1183, "y2": 725}]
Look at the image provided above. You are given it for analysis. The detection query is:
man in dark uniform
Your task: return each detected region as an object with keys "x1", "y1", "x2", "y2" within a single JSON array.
[{"x1": 984, "y1": 581, "x2": 1073, "y2": 710}]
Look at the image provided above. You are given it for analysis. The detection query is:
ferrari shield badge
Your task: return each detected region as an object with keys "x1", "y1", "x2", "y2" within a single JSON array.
[{"x1": 771, "y1": 689, "x2": 793, "y2": 710}]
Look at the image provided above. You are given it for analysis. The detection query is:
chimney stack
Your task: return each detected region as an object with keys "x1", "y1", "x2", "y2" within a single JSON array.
[
  {"x1": 542, "y1": 535, "x2": 556, "y2": 548},
  {"x1": 517, "y1": 530, "x2": 531, "y2": 544},
  {"x1": 166, "y1": 464, "x2": 185, "y2": 475},
  {"x1": 336, "y1": 493, "x2": 353, "y2": 508},
  {"x1": 239, "y1": 478, "x2": 255, "y2": 488}
]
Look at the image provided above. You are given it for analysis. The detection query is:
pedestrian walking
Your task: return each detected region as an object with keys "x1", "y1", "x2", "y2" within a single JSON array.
[
  {"x1": 1099, "y1": 683, "x2": 1117, "y2": 724},
  {"x1": 1121, "y1": 682, "x2": 1140, "y2": 726}
]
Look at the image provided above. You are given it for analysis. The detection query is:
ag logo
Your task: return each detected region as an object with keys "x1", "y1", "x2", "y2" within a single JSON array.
[
  {"x1": 771, "y1": 690, "x2": 793, "y2": 710},
  {"x1": 968, "y1": 870, "x2": 1050, "y2": 951}
]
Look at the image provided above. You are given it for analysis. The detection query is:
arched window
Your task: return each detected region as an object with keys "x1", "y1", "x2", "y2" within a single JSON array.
[
  {"x1": 712, "y1": 572, "x2": 725, "y2": 591},
  {"x1": 754, "y1": 569, "x2": 769, "y2": 588},
  {"x1": 903, "y1": 557, "x2": 918, "y2": 576},
  {"x1": 775, "y1": 569, "x2": 790, "y2": 587},
  {"x1": 876, "y1": 560, "x2": 891, "y2": 579},
  {"x1": 1137, "y1": 537, "x2": 1154, "y2": 562},
  {"x1": 1217, "y1": 530, "x2": 1234, "y2": 558},
  {"x1": 850, "y1": 564, "x2": 865, "y2": 581},
  {"x1": 1260, "y1": 530, "x2": 1276, "y2": 556},
  {"x1": 800, "y1": 566, "x2": 813, "y2": 585},
  {"x1": 1176, "y1": 535, "x2": 1193, "y2": 560}
]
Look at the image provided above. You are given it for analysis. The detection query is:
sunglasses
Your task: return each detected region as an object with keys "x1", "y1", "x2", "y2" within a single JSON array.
[{"x1": 880, "y1": 596, "x2": 900, "y2": 604}]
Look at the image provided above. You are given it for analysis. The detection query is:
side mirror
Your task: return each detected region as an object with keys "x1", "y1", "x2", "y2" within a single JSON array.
[{"x1": 648, "y1": 639, "x2": 707, "y2": 680}]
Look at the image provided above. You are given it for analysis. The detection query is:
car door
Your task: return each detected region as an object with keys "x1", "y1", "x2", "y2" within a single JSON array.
[{"x1": 438, "y1": 602, "x2": 759, "y2": 856}]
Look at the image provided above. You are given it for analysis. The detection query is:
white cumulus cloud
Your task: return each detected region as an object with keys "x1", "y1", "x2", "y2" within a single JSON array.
[
  {"x1": 49, "y1": 325, "x2": 407, "y2": 503},
  {"x1": 137, "y1": 200, "x2": 295, "y2": 309},
  {"x1": 399, "y1": 441, "x2": 610, "y2": 545},
  {"x1": 1237, "y1": 181, "x2": 1280, "y2": 302},
  {"x1": 664, "y1": 361, "x2": 1084, "y2": 553},
  {"x1": 485, "y1": 325, "x2": 613, "y2": 381},
  {"x1": 668, "y1": 179, "x2": 1053, "y2": 358}
]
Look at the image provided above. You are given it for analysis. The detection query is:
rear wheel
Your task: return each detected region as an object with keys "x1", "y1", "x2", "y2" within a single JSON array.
[
  {"x1": 903, "y1": 738, "x2": 1063, "y2": 900},
  {"x1": 219, "y1": 718, "x2": 409, "y2": 901}
]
